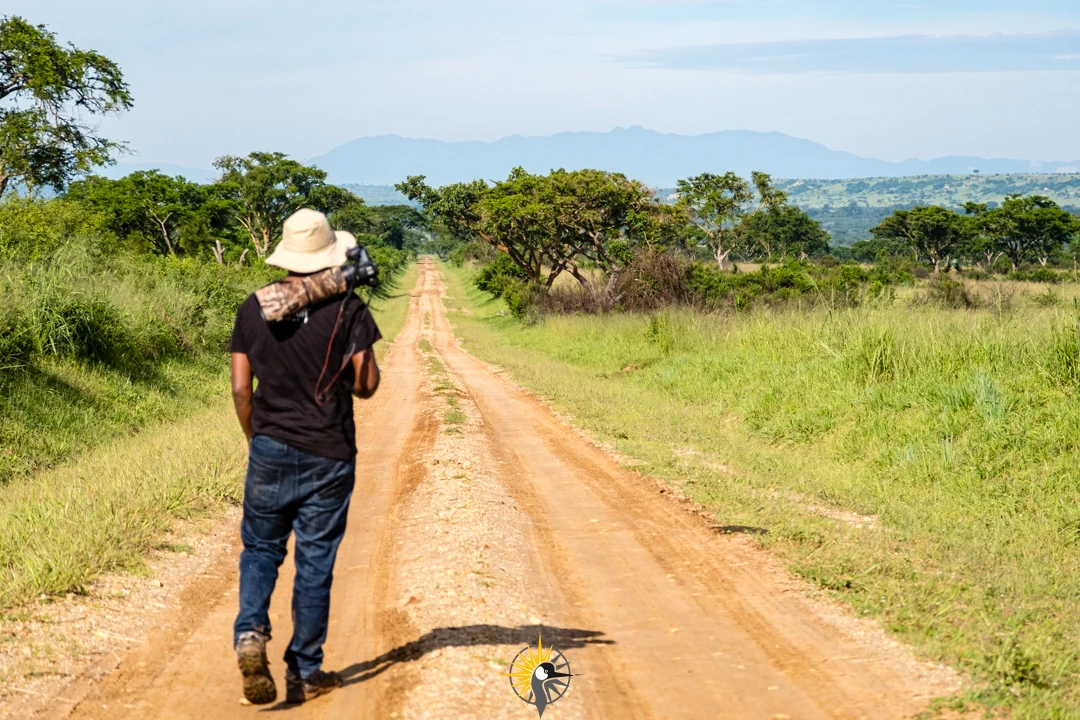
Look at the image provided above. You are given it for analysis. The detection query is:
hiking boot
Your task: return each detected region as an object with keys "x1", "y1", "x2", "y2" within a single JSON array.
[
  {"x1": 236, "y1": 632, "x2": 277, "y2": 705},
  {"x1": 285, "y1": 669, "x2": 343, "y2": 704}
]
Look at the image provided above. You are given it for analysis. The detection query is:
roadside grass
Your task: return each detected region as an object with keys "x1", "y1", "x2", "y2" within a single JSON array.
[
  {"x1": 440, "y1": 262, "x2": 1080, "y2": 719},
  {"x1": 0, "y1": 262, "x2": 417, "y2": 610},
  {"x1": 0, "y1": 409, "x2": 246, "y2": 608},
  {"x1": 0, "y1": 243, "x2": 279, "y2": 485},
  {"x1": 369, "y1": 261, "x2": 418, "y2": 364}
]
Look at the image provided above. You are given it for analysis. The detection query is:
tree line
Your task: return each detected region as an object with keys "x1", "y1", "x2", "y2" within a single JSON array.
[
  {"x1": 398, "y1": 167, "x2": 831, "y2": 296},
  {"x1": 854, "y1": 197, "x2": 1079, "y2": 273},
  {"x1": 401, "y1": 167, "x2": 1080, "y2": 297},
  {"x1": 59, "y1": 154, "x2": 424, "y2": 270}
]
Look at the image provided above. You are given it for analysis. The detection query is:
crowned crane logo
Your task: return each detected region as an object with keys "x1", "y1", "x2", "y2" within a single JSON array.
[{"x1": 504, "y1": 634, "x2": 574, "y2": 718}]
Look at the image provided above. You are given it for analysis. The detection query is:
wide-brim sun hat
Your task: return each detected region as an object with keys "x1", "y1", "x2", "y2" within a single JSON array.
[{"x1": 265, "y1": 208, "x2": 357, "y2": 274}]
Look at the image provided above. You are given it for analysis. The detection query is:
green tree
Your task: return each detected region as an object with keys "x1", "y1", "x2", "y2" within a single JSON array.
[
  {"x1": 353, "y1": 204, "x2": 427, "y2": 250},
  {"x1": 536, "y1": 168, "x2": 685, "y2": 294},
  {"x1": 67, "y1": 171, "x2": 245, "y2": 261},
  {"x1": 0, "y1": 16, "x2": 132, "y2": 197},
  {"x1": 967, "y1": 195, "x2": 1076, "y2": 270},
  {"x1": 397, "y1": 176, "x2": 488, "y2": 245},
  {"x1": 676, "y1": 172, "x2": 752, "y2": 270},
  {"x1": 738, "y1": 205, "x2": 831, "y2": 260},
  {"x1": 960, "y1": 202, "x2": 1005, "y2": 269},
  {"x1": 676, "y1": 171, "x2": 790, "y2": 267},
  {"x1": 66, "y1": 171, "x2": 211, "y2": 256},
  {"x1": 213, "y1": 152, "x2": 354, "y2": 258},
  {"x1": 871, "y1": 206, "x2": 966, "y2": 273}
]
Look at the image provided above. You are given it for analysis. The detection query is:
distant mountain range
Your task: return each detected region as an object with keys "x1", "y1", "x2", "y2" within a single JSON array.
[{"x1": 308, "y1": 127, "x2": 1079, "y2": 187}]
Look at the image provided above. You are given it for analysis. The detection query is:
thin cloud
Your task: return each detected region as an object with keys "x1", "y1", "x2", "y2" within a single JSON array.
[{"x1": 627, "y1": 30, "x2": 1080, "y2": 73}]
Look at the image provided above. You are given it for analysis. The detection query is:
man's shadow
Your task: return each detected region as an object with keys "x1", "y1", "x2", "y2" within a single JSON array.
[{"x1": 262, "y1": 624, "x2": 612, "y2": 711}]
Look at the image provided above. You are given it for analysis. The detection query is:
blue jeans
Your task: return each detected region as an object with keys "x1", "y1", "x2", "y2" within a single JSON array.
[{"x1": 233, "y1": 435, "x2": 355, "y2": 679}]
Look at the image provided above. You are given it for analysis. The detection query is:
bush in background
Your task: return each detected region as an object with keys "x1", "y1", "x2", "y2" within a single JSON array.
[{"x1": 471, "y1": 251, "x2": 910, "y2": 316}]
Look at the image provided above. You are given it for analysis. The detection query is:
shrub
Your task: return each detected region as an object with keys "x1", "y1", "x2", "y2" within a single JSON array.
[
  {"x1": 814, "y1": 264, "x2": 870, "y2": 307},
  {"x1": 502, "y1": 279, "x2": 541, "y2": 319},
  {"x1": 687, "y1": 259, "x2": 876, "y2": 311},
  {"x1": 448, "y1": 238, "x2": 496, "y2": 267},
  {"x1": 474, "y1": 253, "x2": 529, "y2": 298},
  {"x1": 1010, "y1": 267, "x2": 1063, "y2": 284},
  {"x1": 1032, "y1": 289, "x2": 1062, "y2": 307},
  {"x1": 0, "y1": 197, "x2": 110, "y2": 261},
  {"x1": 475, "y1": 252, "x2": 900, "y2": 317},
  {"x1": 613, "y1": 250, "x2": 690, "y2": 311},
  {"x1": 919, "y1": 275, "x2": 980, "y2": 309}
]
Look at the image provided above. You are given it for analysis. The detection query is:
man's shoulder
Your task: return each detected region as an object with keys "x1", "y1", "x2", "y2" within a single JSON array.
[
  {"x1": 236, "y1": 292, "x2": 262, "y2": 319},
  {"x1": 231, "y1": 293, "x2": 267, "y2": 337}
]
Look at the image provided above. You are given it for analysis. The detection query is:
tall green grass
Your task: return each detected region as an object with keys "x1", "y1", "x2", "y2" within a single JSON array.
[
  {"x1": 441, "y1": 263, "x2": 1080, "y2": 719},
  {"x1": 0, "y1": 240, "x2": 279, "y2": 484}
]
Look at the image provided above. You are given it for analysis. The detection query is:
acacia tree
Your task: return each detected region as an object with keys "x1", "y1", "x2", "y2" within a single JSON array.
[
  {"x1": 738, "y1": 205, "x2": 830, "y2": 260},
  {"x1": 871, "y1": 206, "x2": 966, "y2": 273},
  {"x1": 675, "y1": 171, "x2": 790, "y2": 267},
  {"x1": 364, "y1": 205, "x2": 427, "y2": 250},
  {"x1": 213, "y1": 152, "x2": 355, "y2": 258},
  {"x1": 961, "y1": 202, "x2": 1006, "y2": 269},
  {"x1": 966, "y1": 195, "x2": 1075, "y2": 270},
  {"x1": 675, "y1": 172, "x2": 751, "y2": 269},
  {"x1": 541, "y1": 168, "x2": 685, "y2": 294},
  {"x1": 0, "y1": 16, "x2": 132, "y2": 197},
  {"x1": 743, "y1": 171, "x2": 792, "y2": 258}
]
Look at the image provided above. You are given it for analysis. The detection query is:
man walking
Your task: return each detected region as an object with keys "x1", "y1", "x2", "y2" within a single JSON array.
[{"x1": 228, "y1": 208, "x2": 382, "y2": 705}]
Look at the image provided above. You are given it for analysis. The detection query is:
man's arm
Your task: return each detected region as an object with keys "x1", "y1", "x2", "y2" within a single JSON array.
[
  {"x1": 351, "y1": 349, "x2": 380, "y2": 399},
  {"x1": 231, "y1": 352, "x2": 254, "y2": 440}
]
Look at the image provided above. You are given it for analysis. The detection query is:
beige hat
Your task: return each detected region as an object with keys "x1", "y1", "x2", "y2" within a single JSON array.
[{"x1": 265, "y1": 208, "x2": 357, "y2": 273}]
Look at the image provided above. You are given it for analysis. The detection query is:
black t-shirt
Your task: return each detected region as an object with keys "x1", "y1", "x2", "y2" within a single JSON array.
[{"x1": 228, "y1": 288, "x2": 382, "y2": 460}]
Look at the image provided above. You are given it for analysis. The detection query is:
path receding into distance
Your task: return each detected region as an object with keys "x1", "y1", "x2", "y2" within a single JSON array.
[{"x1": 56, "y1": 260, "x2": 958, "y2": 719}]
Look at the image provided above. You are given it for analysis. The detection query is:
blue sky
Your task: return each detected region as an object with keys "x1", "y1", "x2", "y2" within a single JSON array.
[{"x1": 7, "y1": 0, "x2": 1080, "y2": 168}]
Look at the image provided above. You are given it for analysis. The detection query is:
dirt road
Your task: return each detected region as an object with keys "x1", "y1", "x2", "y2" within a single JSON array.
[{"x1": 59, "y1": 260, "x2": 958, "y2": 719}]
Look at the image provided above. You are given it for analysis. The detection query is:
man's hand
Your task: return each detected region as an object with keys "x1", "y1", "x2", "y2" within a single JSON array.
[
  {"x1": 231, "y1": 353, "x2": 254, "y2": 440},
  {"x1": 351, "y1": 349, "x2": 380, "y2": 399}
]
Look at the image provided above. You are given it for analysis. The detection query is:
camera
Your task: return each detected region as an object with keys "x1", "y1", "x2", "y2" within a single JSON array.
[{"x1": 343, "y1": 246, "x2": 379, "y2": 289}]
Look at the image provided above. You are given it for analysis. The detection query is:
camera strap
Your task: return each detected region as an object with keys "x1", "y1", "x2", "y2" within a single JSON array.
[
  {"x1": 313, "y1": 293, "x2": 373, "y2": 407},
  {"x1": 314, "y1": 292, "x2": 353, "y2": 406}
]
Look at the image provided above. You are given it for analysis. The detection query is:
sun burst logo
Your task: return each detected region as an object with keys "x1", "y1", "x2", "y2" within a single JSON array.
[{"x1": 504, "y1": 634, "x2": 574, "y2": 718}]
